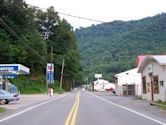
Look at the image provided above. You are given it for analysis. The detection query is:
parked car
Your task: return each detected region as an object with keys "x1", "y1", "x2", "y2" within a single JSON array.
[
  {"x1": 0, "y1": 90, "x2": 19, "y2": 104},
  {"x1": 105, "y1": 88, "x2": 116, "y2": 94}
]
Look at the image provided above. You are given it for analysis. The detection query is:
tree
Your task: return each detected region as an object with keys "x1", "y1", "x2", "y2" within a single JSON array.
[{"x1": 35, "y1": 7, "x2": 83, "y2": 90}]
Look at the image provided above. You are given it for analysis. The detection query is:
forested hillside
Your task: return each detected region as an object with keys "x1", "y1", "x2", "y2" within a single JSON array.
[
  {"x1": 76, "y1": 13, "x2": 166, "y2": 81},
  {"x1": 0, "y1": 0, "x2": 82, "y2": 92}
]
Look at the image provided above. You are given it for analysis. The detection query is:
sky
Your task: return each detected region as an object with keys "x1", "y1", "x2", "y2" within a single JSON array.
[{"x1": 25, "y1": 0, "x2": 166, "y2": 29}]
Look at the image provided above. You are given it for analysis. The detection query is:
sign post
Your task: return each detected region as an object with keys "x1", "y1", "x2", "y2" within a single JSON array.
[{"x1": 46, "y1": 63, "x2": 54, "y2": 94}]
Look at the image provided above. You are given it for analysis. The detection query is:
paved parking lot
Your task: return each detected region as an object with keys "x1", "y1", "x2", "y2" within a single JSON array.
[
  {"x1": 0, "y1": 94, "x2": 53, "y2": 110},
  {"x1": 0, "y1": 94, "x2": 59, "y2": 118}
]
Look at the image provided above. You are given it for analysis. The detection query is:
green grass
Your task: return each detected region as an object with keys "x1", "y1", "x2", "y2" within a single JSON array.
[
  {"x1": 155, "y1": 101, "x2": 166, "y2": 110},
  {"x1": 159, "y1": 107, "x2": 166, "y2": 110},
  {"x1": 157, "y1": 101, "x2": 166, "y2": 105},
  {"x1": 10, "y1": 76, "x2": 46, "y2": 94},
  {"x1": 152, "y1": 101, "x2": 166, "y2": 110},
  {"x1": 10, "y1": 76, "x2": 65, "y2": 94},
  {"x1": 48, "y1": 83, "x2": 65, "y2": 94},
  {"x1": 0, "y1": 108, "x2": 5, "y2": 113}
]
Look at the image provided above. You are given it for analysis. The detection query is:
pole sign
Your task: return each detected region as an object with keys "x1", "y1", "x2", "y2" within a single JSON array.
[{"x1": 46, "y1": 63, "x2": 54, "y2": 84}]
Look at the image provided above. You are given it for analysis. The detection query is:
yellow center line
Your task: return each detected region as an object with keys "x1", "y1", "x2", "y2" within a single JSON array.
[
  {"x1": 65, "y1": 92, "x2": 80, "y2": 125},
  {"x1": 71, "y1": 93, "x2": 80, "y2": 125}
]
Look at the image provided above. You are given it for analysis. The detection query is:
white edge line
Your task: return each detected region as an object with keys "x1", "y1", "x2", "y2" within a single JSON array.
[
  {"x1": 0, "y1": 94, "x2": 66, "y2": 123},
  {"x1": 88, "y1": 92, "x2": 166, "y2": 125}
]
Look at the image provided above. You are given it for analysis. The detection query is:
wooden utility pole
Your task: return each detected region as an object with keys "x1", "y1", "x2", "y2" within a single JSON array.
[{"x1": 60, "y1": 59, "x2": 65, "y2": 93}]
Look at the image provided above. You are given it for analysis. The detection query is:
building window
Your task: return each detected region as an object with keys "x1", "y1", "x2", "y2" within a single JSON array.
[
  {"x1": 142, "y1": 76, "x2": 146, "y2": 94},
  {"x1": 153, "y1": 76, "x2": 159, "y2": 94},
  {"x1": 160, "y1": 81, "x2": 164, "y2": 86}
]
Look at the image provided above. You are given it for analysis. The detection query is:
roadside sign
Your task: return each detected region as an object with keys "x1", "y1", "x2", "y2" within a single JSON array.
[
  {"x1": 46, "y1": 63, "x2": 54, "y2": 84},
  {"x1": 95, "y1": 74, "x2": 102, "y2": 79}
]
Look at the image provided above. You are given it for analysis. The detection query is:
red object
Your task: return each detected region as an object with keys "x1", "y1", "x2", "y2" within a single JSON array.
[{"x1": 105, "y1": 88, "x2": 113, "y2": 92}]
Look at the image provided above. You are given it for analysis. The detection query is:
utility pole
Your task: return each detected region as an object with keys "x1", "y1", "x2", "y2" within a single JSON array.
[{"x1": 60, "y1": 59, "x2": 65, "y2": 93}]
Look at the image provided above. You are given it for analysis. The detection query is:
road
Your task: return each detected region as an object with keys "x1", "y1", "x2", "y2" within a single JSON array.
[{"x1": 0, "y1": 91, "x2": 166, "y2": 125}]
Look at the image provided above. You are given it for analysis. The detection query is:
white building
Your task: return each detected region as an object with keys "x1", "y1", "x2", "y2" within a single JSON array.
[
  {"x1": 114, "y1": 68, "x2": 142, "y2": 96},
  {"x1": 93, "y1": 79, "x2": 115, "y2": 92},
  {"x1": 138, "y1": 55, "x2": 166, "y2": 102}
]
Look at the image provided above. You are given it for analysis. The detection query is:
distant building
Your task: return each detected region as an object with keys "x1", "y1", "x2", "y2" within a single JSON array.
[
  {"x1": 93, "y1": 79, "x2": 115, "y2": 92},
  {"x1": 138, "y1": 55, "x2": 166, "y2": 102},
  {"x1": 114, "y1": 68, "x2": 142, "y2": 96}
]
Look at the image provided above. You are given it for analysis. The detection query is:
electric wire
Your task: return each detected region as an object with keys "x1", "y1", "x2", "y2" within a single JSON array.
[
  {"x1": 28, "y1": 4, "x2": 107, "y2": 23},
  {"x1": 57, "y1": 12, "x2": 106, "y2": 23},
  {"x1": 0, "y1": 5, "x2": 105, "y2": 64},
  {"x1": 0, "y1": 18, "x2": 47, "y2": 64}
]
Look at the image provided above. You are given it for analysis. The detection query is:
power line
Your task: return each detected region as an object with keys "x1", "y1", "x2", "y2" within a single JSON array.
[
  {"x1": 0, "y1": 18, "x2": 47, "y2": 64},
  {"x1": 0, "y1": 18, "x2": 19, "y2": 40},
  {"x1": 57, "y1": 12, "x2": 106, "y2": 23},
  {"x1": 28, "y1": 4, "x2": 107, "y2": 23}
]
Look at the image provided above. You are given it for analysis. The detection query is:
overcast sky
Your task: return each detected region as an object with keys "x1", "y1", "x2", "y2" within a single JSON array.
[{"x1": 25, "y1": 0, "x2": 166, "y2": 28}]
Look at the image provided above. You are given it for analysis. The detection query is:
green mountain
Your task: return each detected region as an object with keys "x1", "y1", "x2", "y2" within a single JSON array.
[{"x1": 75, "y1": 13, "x2": 166, "y2": 81}]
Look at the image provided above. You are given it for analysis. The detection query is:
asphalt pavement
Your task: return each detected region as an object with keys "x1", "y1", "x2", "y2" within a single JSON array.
[{"x1": 0, "y1": 91, "x2": 165, "y2": 125}]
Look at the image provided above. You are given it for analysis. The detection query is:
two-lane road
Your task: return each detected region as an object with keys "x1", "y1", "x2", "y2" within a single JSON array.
[{"x1": 0, "y1": 92, "x2": 166, "y2": 125}]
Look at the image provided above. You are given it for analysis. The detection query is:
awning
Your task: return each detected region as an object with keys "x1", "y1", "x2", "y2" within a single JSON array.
[{"x1": 0, "y1": 64, "x2": 30, "y2": 77}]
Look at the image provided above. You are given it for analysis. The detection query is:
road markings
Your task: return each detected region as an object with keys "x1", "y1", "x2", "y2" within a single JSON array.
[
  {"x1": 0, "y1": 94, "x2": 66, "y2": 123},
  {"x1": 89, "y1": 93, "x2": 166, "y2": 125},
  {"x1": 65, "y1": 93, "x2": 80, "y2": 125}
]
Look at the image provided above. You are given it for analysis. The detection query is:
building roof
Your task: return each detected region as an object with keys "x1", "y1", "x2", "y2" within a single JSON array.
[
  {"x1": 114, "y1": 68, "x2": 140, "y2": 78},
  {"x1": 136, "y1": 55, "x2": 166, "y2": 67},
  {"x1": 138, "y1": 55, "x2": 166, "y2": 73},
  {"x1": 153, "y1": 56, "x2": 166, "y2": 65},
  {"x1": 136, "y1": 55, "x2": 147, "y2": 67},
  {"x1": 93, "y1": 79, "x2": 110, "y2": 85},
  {"x1": 0, "y1": 64, "x2": 30, "y2": 75}
]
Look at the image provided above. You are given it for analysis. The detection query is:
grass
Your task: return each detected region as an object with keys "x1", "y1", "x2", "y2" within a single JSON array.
[
  {"x1": 10, "y1": 76, "x2": 65, "y2": 94},
  {"x1": 151, "y1": 101, "x2": 166, "y2": 110},
  {"x1": 157, "y1": 101, "x2": 166, "y2": 105},
  {"x1": 0, "y1": 108, "x2": 5, "y2": 113},
  {"x1": 157, "y1": 101, "x2": 166, "y2": 110},
  {"x1": 159, "y1": 107, "x2": 166, "y2": 110}
]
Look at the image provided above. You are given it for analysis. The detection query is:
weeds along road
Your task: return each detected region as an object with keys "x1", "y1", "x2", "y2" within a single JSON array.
[{"x1": 0, "y1": 91, "x2": 166, "y2": 125}]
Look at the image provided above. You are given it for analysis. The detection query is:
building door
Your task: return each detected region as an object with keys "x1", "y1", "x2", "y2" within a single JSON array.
[
  {"x1": 123, "y1": 85, "x2": 127, "y2": 95},
  {"x1": 128, "y1": 85, "x2": 135, "y2": 95},
  {"x1": 123, "y1": 85, "x2": 135, "y2": 96},
  {"x1": 149, "y1": 73, "x2": 154, "y2": 101},
  {"x1": 151, "y1": 80, "x2": 154, "y2": 101}
]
